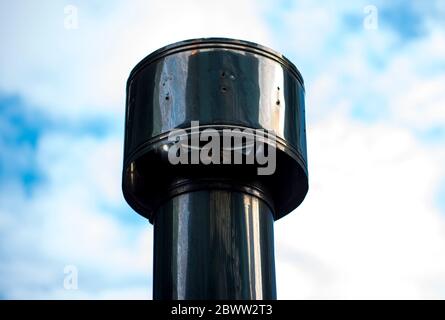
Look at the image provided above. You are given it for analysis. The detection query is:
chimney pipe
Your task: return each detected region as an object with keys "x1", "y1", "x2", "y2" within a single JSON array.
[{"x1": 122, "y1": 38, "x2": 308, "y2": 299}]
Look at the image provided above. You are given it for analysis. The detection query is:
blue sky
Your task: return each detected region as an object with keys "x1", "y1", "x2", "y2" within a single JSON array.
[{"x1": 1, "y1": 0, "x2": 445, "y2": 299}]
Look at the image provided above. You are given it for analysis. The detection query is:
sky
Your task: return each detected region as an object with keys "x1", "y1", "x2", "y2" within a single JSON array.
[{"x1": 0, "y1": 0, "x2": 444, "y2": 299}]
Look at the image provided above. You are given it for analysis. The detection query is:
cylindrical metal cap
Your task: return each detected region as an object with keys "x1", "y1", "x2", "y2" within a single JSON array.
[{"x1": 122, "y1": 38, "x2": 308, "y2": 222}]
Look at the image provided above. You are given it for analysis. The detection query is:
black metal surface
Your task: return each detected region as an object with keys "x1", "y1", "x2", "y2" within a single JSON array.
[
  {"x1": 122, "y1": 38, "x2": 308, "y2": 221},
  {"x1": 153, "y1": 190, "x2": 276, "y2": 300},
  {"x1": 122, "y1": 38, "x2": 308, "y2": 300}
]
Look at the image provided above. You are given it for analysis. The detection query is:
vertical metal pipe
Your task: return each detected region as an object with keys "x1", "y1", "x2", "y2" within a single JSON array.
[
  {"x1": 153, "y1": 190, "x2": 276, "y2": 299},
  {"x1": 122, "y1": 38, "x2": 308, "y2": 300}
]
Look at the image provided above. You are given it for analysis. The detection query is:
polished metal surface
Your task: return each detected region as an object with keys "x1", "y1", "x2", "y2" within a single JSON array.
[
  {"x1": 122, "y1": 38, "x2": 309, "y2": 300},
  {"x1": 153, "y1": 190, "x2": 276, "y2": 300},
  {"x1": 125, "y1": 38, "x2": 306, "y2": 164},
  {"x1": 123, "y1": 38, "x2": 308, "y2": 221}
]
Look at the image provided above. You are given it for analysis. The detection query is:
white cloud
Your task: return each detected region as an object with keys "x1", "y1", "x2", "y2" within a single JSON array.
[
  {"x1": 0, "y1": 0, "x2": 271, "y2": 118},
  {"x1": 275, "y1": 115, "x2": 445, "y2": 299},
  {"x1": 374, "y1": 26, "x2": 445, "y2": 130},
  {"x1": 271, "y1": 1, "x2": 445, "y2": 299},
  {"x1": 389, "y1": 74, "x2": 445, "y2": 130},
  {"x1": 0, "y1": 132, "x2": 152, "y2": 299},
  {"x1": 0, "y1": 0, "x2": 273, "y2": 299},
  {"x1": 1, "y1": 0, "x2": 445, "y2": 300}
]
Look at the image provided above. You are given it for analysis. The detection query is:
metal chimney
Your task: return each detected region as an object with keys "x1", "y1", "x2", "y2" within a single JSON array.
[{"x1": 122, "y1": 38, "x2": 308, "y2": 300}]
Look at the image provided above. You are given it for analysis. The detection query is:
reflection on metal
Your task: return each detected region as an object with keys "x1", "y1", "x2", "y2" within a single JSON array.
[
  {"x1": 154, "y1": 190, "x2": 275, "y2": 299},
  {"x1": 122, "y1": 38, "x2": 308, "y2": 300}
]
